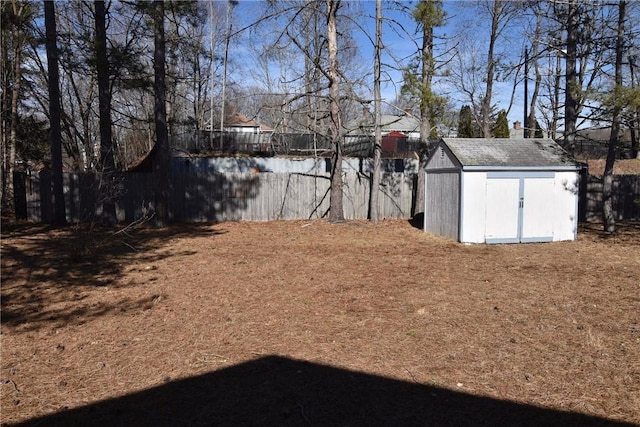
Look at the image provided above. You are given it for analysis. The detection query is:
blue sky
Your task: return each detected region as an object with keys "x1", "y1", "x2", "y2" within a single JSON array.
[
  {"x1": 230, "y1": 0, "x2": 527, "y2": 126},
  {"x1": 358, "y1": 0, "x2": 528, "y2": 125}
]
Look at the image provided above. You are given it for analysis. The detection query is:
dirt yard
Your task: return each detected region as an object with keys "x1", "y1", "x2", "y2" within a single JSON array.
[{"x1": 1, "y1": 219, "x2": 639, "y2": 426}]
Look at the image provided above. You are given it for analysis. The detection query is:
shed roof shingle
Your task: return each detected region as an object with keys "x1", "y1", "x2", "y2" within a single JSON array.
[{"x1": 442, "y1": 138, "x2": 579, "y2": 168}]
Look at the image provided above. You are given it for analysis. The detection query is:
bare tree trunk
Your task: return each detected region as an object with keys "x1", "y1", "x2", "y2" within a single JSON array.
[
  {"x1": 550, "y1": 53, "x2": 562, "y2": 139},
  {"x1": 630, "y1": 55, "x2": 639, "y2": 159},
  {"x1": 481, "y1": 1, "x2": 500, "y2": 138},
  {"x1": 564, "y1": 0, "x2": 578, "y2": 152},
  {"x1": 44, "y1": 0, "x2": 67, "y2": 226},
  {"x1": 413, "y1": 0, "x2": 438, "y2": 216},
  {"x1": 327, "y1": 0, "x2": 344, "y2": 223},
  {"x1": 95, "y1": 0, "x2": 117, "y2": 226},
  {"x1": 603, "y1": 0, "x2": 626, "y2": 233},
  {"x1": 1, "y1": 2, "x2": 22, "y2": 216},
  {"x1": 527, "y1": 9, "x2": 543, "y2": 138},
  {"x1": 153, "y1": 0, "x2": 170, "y2": 227},
  {"x1": 369, "y1": 0, "x2": 382, "y2": 224}
]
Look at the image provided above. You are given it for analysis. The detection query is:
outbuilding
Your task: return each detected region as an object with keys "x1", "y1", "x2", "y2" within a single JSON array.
[{"x1": 423, "y1": 138, "x2": 581, "y2": 244}]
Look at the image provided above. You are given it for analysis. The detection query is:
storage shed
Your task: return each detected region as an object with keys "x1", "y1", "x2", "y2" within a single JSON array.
[{"x1": 423, "y1": 138, "x2": 581, "y2": 244}]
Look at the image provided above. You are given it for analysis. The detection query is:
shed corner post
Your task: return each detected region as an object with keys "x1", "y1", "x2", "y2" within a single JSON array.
[
  {"x1": 458, "y1": 169, "x2": 464, "y2": 243},
  {"x1": 423, "y1": 169, "x2": 428, "y2": 232}
]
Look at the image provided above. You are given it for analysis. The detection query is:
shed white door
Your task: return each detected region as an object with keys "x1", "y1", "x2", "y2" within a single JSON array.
[
  {"x1": 485, "y1": 178, "x2": 520, "y2": 243},
  {"x1": 485, "y1": 174, "x2": 555, "y2": 243},
  {"x1": 521, "y1": 178, "x2": 555, "y2": 242}
]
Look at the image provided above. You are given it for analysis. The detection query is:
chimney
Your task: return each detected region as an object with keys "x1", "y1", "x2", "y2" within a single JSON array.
[
  {"x1": 513, "y1": 120, "x2": 522, "y2": 130},
  {"x1": 363, "y1": 107, "x2": 371, "y2": 117},
  {"x1": 404, "y1": 108, "x2": 413, "y2": 117}
]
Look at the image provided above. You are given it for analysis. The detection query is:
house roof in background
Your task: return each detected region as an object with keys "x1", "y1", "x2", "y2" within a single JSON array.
[
  {"x1": 576, "y1": 127, "x2": 632, "y2": 143},
  {"x1": 223, "y1": 110, "x2": 273, "y2": 131},
  {"x1": 440, "y1": 138, "x2": 579, "y2": 169},
  {"x1": 344, "y1": 113, "x2": 420, "y2": 135},
  {"x1": 385, "y1": 131, "x2": 407, "y2": 138}
]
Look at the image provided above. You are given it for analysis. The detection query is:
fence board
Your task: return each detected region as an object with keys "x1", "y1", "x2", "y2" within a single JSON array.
[
  {"x1": 580, "y1": 175, "x2": 640, "y2": 221},
  {"x1": 16, "y1": 170, "x2": 638, "y2": 224}
]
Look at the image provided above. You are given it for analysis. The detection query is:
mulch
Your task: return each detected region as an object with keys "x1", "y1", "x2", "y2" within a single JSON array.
[{"x1": 1, "y1": 219, "x2": 639, "y2": 426}]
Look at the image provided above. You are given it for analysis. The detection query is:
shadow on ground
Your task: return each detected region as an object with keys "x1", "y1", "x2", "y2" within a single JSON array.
[
  {"x1": 408, "y1": 212, "x2": 424, "y2": 230},
  {"x1": 579, "y1": 220, "x2": 640, "y2": 239},
  {"x1": 1, "y1": 223, "x2": 226, "y2": 332},
  {"x1": 9, "y1": 355, "x2": 633, "y2": 427}
]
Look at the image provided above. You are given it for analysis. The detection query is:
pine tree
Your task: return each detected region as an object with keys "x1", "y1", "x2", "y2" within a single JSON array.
[
  {"x1": 533, "y1": 119, "x2": 544, "y2": 138},
  {"x1": 493, "y1": 110, "x2": 509, "y2": 138},
  {"x1": 457, "y1": 105, "x2": 474, "y2": 138}
]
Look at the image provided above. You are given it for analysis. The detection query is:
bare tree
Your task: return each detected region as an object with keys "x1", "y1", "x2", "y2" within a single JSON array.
[
  {"x1": 525, "y1": 2, "x2": 544, "y2": 138},
  {"x1": 94, "y1": 0, "x2": 117, "y2": 226},
  {"x1": 602, "y1": 1, "x2": 627, "y2": 233},
  {"x1": 327, "y1": 0, "x2": 344, "y2": 223},
  {"x1": 369, "y1": 0, "x2": 382, "y2": 224},
  {"x1": 44, "y1": 0, "x2": 66, "y2": 226},
  {"x1": 152, "y1": 0, "x2": 170, "y2": 227},
  {"x1": 630, "y1": 52, "x2": 640, "y2": 159},
  {"x1": 563, "y1": 0, "x2": 579, "y2": 150},
  {"x1": 448, "y1": 1, "x2": 521, "y2": 137}
]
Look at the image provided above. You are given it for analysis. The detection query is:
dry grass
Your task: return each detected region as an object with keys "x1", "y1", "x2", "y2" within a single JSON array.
[{"x1": 1, "y1": 220, "x2": 639, "y2": 426}]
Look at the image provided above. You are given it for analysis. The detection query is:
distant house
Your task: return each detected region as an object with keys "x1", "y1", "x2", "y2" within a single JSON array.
[
  {"x1": 222, "y1": 108, "x2": 273, "y2": 140},
  {"x1": 344, "y1": 108, "x2": 421, "y2": 143},
  {"x1": 222, "y1": 107, "x2": 274, "y2": 136},
  {"x1": 342, "y1": 108, "x2": 422, "y2": 156},
  {"x1": 215, "y1": 107, "x2": 274, "y2": 152},
  {"x1": 573, "y1": 127, "x2": 634, "y2": 159}
]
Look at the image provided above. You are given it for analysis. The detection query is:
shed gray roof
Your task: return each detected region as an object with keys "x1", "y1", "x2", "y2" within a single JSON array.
[{"x1": 441, "y1": 138, "x2": 579, "y2": 169}]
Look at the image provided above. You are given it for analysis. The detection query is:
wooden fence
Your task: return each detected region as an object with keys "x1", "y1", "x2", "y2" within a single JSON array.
[
  {"x1": 14, "y1": 170, "x2": 415, "y2": 224},
  {"x1": 579, "y1": 173, "x2": 640, "y2": 222},
  {"x1": 13, "y1": 170, "x2": 639, "y2": 225}
]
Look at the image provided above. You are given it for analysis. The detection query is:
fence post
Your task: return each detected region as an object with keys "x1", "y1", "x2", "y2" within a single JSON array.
[
  {"x1": 39, "y1": 170, "x2": 52, "y2": 224},
  {"x1": 13, "y1": 171, "x2": 27, "y2": 220},
  {"x1": 578, "y1": 165, "x2": 588, "y2": 222}
]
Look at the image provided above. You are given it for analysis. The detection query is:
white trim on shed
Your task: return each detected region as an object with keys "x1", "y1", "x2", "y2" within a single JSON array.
[{"x1": 424, "y1": 138, "x2": 581, "y2": 244}]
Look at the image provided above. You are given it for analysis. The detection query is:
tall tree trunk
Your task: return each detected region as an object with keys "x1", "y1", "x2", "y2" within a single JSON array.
[
  {"x1": 413, "y1": 0, "x2": 438, "y2": 216},
  {"x1": 327, "y1": 0, "x2": 344, "y2": 223},
  {"x1": 0, "y1": 2, "x2": 23, "y2": 217},
  {"x1": 527, "y1": 9, "x2": 543, "y2": 138},
  {"x1": 564, "y1": 0, "x2": 578, "y2": 153},
  {"x1": 481, "y1": 0, "x2": 500, "y2": 138},
  {"x1": 630, "y1": 55, "x2": 639, "y2": 159},
  {"x1": 369, "y1": 0, "x2": 382, "y2": 224},
  {"x1": 95, "y1": 0, "x2": 117, "y2": 226},
  {"x1": 550, "y1": 53, "x2": 562, "y2": 139},
  {"x1": 44, "y1": 0, "x2": 66, "y2": 226},
  {"x1": 602, "y1": 0, "x2": 626, "y2": 233},
  {"x1": 153, "y1": 0, "x2": 170, "y2": 227}
]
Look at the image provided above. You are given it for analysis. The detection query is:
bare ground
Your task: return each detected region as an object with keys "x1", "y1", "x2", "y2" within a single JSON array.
[{"x1": 1, "y1": 219, "x2": 639, "y2": 426}]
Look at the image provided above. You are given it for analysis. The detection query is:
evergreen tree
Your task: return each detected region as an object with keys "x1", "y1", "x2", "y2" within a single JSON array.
[
  {"x1": 533, "y1": 119, "x2": 544, "y2": 138},
  {"x1": 457, "y1": 105, "x2": 474, "y2": 138},
  {"x1": 493, "y1": 110, "x2": 509, "y2": 138},
  {"x1": 401, "y1": 0, "x2": 446, "y2": 217}
]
